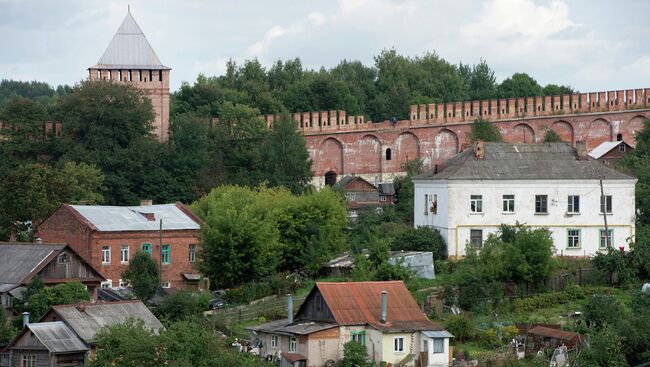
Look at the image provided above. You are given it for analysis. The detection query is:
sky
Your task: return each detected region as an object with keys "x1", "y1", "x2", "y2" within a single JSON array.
[{"x1": 1, "y1": 0, "x2": 649, "y2": 93}]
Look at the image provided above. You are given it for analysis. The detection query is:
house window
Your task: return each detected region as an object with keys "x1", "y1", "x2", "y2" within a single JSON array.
[
  {"x1": 430, "y1": 194, "x2": 438, "y2": 214},
  {"x1": 567, "y1": 229, "x2": 581, "y2": 248},
  {"x1": 21, "y1": 354, "x2": 36, "y2": 367},
  {"x1": 600, "y1": 229, "x2": 613, "y2": 249},
  {"x1": 1, "y1": 352, "x2": 10, "y2": 367},
  {"x1": 120, "y1": 245, "x2": 129, "y2": 263},
  {"x1": 289, "y1": 337, "x2": 297, "y2": 352},
  {"x1": 271, "y1": 335, "x2": 278, "y2": 348},
  {"x1": 619, "y1": 143, "x2": 626, "y2": 153},
  {"x1": 394, "y1": 337, "x2": 404, "y2": 352},
  {"x1": 346, "y1": 192, "x2": 356, "y2": 202},
  {"x1": 102, "y1": 246, "x2": 111, "y2": 264},
  {"x1": 470, "y1": 195, "x2": 482, "y2": 213},
  {"x1": 535, "y1": 195, "x2": 548, "y2": 214},
  {"x1": 502, "y1": 195, "x2": 515, "y2": 213},
  {"x1": 422, "y1": 339, "x2": 428, "y2": 352},
  {"x1": 188, "y1": 244, "x2": 196, "y2": 262},
  {"x1": 142, "y1": 243, "x2": 151, "y2": 254},
  {"x1": 386, "y1": 148, "x2": 392, "y2": 161},
  {"x1": 351, "y1": 331, "x2": 366, "y2": 346},
  {"x1": 349, "y1": 210, "x2": 358, "y2": 219},
  {"x1": 470, "y1": 229, "x2": 483, "y2": 249},
  {"x1": 380, "y1": 194, "x2": 387, "y2": 202},
  {"x1": 162, "y1": 244, "x2": 171, "y2": 264},
  {"x1": 600, "y1": 195, "x2": 613, "y2": 214},
  {"x1": 567, "y1": 195, "x2": 580, "y2": 214},
  {"x1": 315, "y1": 295, "x2": 323, "y2": 312},
  {"x1": 424, "y1": 194, "x2": 429, "y2": 215},
  {"x1": 161, "y1": 282, "x2": 170, "y2": 288},
  {"x1": 433, "y1": 338, "x2": 444, "y2": 353},
  {"x1": 57, "y1": 253, "x2": 69, "y2": 264}
]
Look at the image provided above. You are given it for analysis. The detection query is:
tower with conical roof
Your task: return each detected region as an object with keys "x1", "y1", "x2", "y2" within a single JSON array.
[{"x1": 88, "y1": 8, "x2": 170, "y2": 142}]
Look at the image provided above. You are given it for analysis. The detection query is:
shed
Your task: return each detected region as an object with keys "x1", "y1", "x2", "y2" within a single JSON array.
[{"x1": 526, "y1": 325, "x2": 582, "y2": 354}]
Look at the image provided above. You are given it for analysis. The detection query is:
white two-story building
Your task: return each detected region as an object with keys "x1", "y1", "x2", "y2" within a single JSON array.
[{"x1": 413, "y1": 142, "x2": 637, "y2": 258}]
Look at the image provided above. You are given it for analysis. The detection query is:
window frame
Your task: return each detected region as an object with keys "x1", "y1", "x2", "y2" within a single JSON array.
[
  {"x1": 502, "y1": 194, "x2": 515, "y2": 213},
  {"x1": 422, "y1": 339, "x2": 428, "y2": 353},
  {"x1": 619, "y1": 143, "x2": 626, "y2": 153},
  {"x1": 271, "y1": 335, "x2": 278, "y2": 348},
  {"x1": 470, "y1": 229, "x2": 483, "y2": 249},
  {"x1": 424, "y1": 194, "x2": 429, "y2": 215},
  {"x1": 433, "y1": 338, "x2": 444, "y2": 354},
  {"x1": 567, "y1": 195, "x2": 580, "y2": 214},
  {"x1": 289, "y1": 337, "x2": 297, "y2": 352},
  {"x1": 142, "y1": 243, "x2": 152, "y2": 254},
  {"x1": 600, "y1": 195, "x2": 613, "y2": 214},
  {"x1": 567, "y1": 229, "x2": 581, "y2": 249},
  {"x1": 188, "y1": 244, "x2": 196, "y2": 263},
  {"x1": 470, "y1": 195, "x2": 483, "y2": 213},
  {"x1": 162, "y1": 244, "x2": 171, "y2": 264},
  {"x1": 57, "y1": 253, "x2": 69, "y2": 264},
  {"x1": 21, "y1": 354, "x2": 36, "y2": 367},
  {"x1": 599, "y1": 229, "x2": 614, "y2": 249},
  {"x1": 102, "y1": 246, "x2": 111, "y2": 264},
  {"x1": 346, "y1": 192, "x2": 356, "y2": 202},
  {"x1": 351, "y1": 331, "x2": 366, "y2": 346},
  {"x1": 393, "y1": 337, "x2": 405, "y2": 353},
  {"x1": 120, "y1": 245, "x2": 129, "y2": 263},
  {"x1": 535, "y1": 195, "x2": 548, "y2": 214}
]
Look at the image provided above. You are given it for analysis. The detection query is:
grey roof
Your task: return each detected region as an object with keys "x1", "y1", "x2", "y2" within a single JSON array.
[
  {"x1": 91, "y1": 11, "x2": 169, "y2": 70},
  {"x1": 69, "y1": 203, "x2": 200, "y2": 232},
  {"x1": 27, "y1": 322, "x2": 89, "y2": 353},
  {"x1": 51, "y1": 301, "x2": 164, "y2": 343},
  {"x1": 588, "y1": 141, "x2": 632, "y2": 159},
  {"x1": 422, "y1": 330, "x2": 455, "y2": 338},
  {"x1": 247, "y1": 319, "x2": 338, "y2": 336},
  {"x1": 414, "y1": 143, "x2": 634, "y2": 181},
  {"x1": 378, "y1": 182, "x2": 395, "y2": 195},
  {"x1": 0, "y1": 243, "x2": 65, "y2": 285}
]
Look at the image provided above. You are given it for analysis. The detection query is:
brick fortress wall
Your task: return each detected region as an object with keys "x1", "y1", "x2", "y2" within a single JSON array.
[{"x1": 259, "y1": 88, "x2": 650, "y2": 187}]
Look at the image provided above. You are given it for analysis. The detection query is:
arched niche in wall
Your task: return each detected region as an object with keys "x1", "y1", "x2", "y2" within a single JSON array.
[
  {"x1": 584, "y1": 118, "x2": 613, "y2": 148},
  {"x1": 357, "y1": 134, "x2": 382, "y2": 174},
  {"x1": 318, "y1": 137, "x2": 344, "y2": 175},
  {"x1": 396, "y1": 132, "x2": 420, "y2": 168},
  {"x1": 511, "y1": 123, "x2": 536, "y2": 143},
  {"x1": 432, "y1": 129, "x2": 459, "y2": 162},
  {"x1": 551, "y1": 121, "x2": 575, "y2": 145}
]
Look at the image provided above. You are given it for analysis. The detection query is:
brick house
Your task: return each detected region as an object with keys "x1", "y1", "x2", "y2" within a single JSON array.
[
  {"x1": 36, "y1": 202, "x2": 203, "y2": 290},
  {"x1": 334, "y1": 176, "x2": 394, "y2": 222},
  {"x1": 588, "y1": 139, "x2": 635, "y2": 165}
]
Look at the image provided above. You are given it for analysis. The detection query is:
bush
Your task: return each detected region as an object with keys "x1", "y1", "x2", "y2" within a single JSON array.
[
  {"x1": 155, "y1": 291, "x2": 211, "y2": 322},
  {"x1": 223, "y1": 273, "x2": 298, "y2": 304},
  {"x1": 340, "y1": 341, "x2": 373, "y2": 367},
  {"x1": 511, "y1": 286, "x2": 609, "y2": 313},
  {"x1": 445, "y1": 315, "x2": 474, "y2": 342},
  {"x1": 583, "y1": 294, "x2": 624, "y2": 330},
  {"x1": 391, "y1": 226, "x2": 447, "y2": 260}
]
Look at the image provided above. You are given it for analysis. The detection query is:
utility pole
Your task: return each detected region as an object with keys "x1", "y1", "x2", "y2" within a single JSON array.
[{"x1": 600, "y1": 179, "x2": 610, "y2": 247}]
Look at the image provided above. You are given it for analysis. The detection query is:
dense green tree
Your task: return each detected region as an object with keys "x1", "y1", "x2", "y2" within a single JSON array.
[
  {"x1": 583, "y1": 294, "x2": 625, "y2": 330},
  {"x1": 90, "y1": 319, "x2": 160, "y2": 367},
  {"x1": 0, "y1": 97, "x2": 51, "y2": 169},
  {"x1": 122, "y1": 252, "x2": 160, "y2": 303},
  {"x1": 470, "y1": 118, "x2": 503, "y2": 142},
  {"x1": 0, "y1": 79, "x2": 69, "y2": 108},
  {"x1": 0, "y1": 306, "x2": 17, "y2": 344},
  {"x1": 496, "y1": 73, "x2": 543, "y2": 98},
  {"x1": 392, "y1": 226, "x2": 447, "y2": 260},
  {"x1": 155, "y1": 291, "x2": 211, "y2": 322},
  {"x1": 262, "y1": 112, "x2": 313, "y2": 193},
  {"x1": 542, "y1": 84, "x2": 574, "y2": 96},
  {"x1": 577, "y1": 325, "x2": 629, "y2": 367},
  {"x1": 621, "y1": 118, "x2": 650, "y2": 224},
  {"x1": 17, "y1": 279, "x2": 90, "y2": 322},
  {"x1": 340, "y1": 340, "x2": 374, "y2": 367}
]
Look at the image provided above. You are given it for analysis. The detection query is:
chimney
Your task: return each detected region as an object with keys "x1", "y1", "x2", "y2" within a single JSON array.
[
  {"x1": 380, "y1": 291, "x2": 388, "y2": 323},
  {"x1": 576, "y1": 140, "x2": 587, "y2": 159},
  {"x1": 474, "y1": 140, "x2": 485, "y2": 160},
  {"x1": 140, "y1": 199, "x2": 153, "y2": 206},
  {"x1": 287, "y1": 294, "x2": 294, "y2": 324},
  {"x1": 22, "y1": 312, "x2": 30, "y2": 327}
]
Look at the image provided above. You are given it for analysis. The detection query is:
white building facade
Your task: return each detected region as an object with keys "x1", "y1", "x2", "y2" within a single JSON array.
[{"x1": 413, "y1": 142, "x2": 637, "y2": 258}]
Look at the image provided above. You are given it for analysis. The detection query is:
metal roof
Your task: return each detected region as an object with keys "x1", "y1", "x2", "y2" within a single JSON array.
[
  {"x1": 51, "y1": 301, "x2": 163, "y2": 343},
  {"x1": 314, "y1": 281, "x2": 443, "y2": 332},
  {"x1": 422, "y1": 330, "x2": 455, "y2": 338},
  {"x1": 68, "y1": 203, "x2": 200, "y2": 232},
  {"x1": 414, "y1": 142, "x2": 634, "y2": 181},
  {"x1": 528, "y1": 325, "x2": 580, "y2": 341},
  {"x1": 90, "y1": 10, "x2": 169, "y2": 70},
  {"x1": 27, "y1": 322, "x2": 89, "y2": 353},
  {"x1": 588, "y1": 141, "x2": 631, "y2": 159},
  {"x1": 0, "y1": 243, "x2": 65, "y2": 285},
  {"x1": 378, "y1": 182, "x2": 395, "y2": 195},
  {"x1": 247, "y1": 319, "x2": 337, "y2": 336},
  {"x1": 282, "y1": 353, "x2": 308, "y2": 362}
]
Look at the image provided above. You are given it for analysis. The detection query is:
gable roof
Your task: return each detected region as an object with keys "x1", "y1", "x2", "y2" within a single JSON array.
[
  {"x1": 90, "y1": 10, "x2": 169, "y2": 70},
  {"x1": 46, "y1": 300, "x2": 163, "y2": 344},
  {"x1": 414, "y1": 142, "x2": 634, "y2": 181},
  {"x1": 588, "y1": 141, "x2": 633, "y2": 159},
  {"x1": 334, "y1": 176, "x2": 378, "y2": 191},
  {"x1": 24, "y1": 322, "x2": 89, "y2": 353},
  {"x1": 0, "y1": 243, "x2": 65, "y2": 286},
  {"x1": 64, "y1": 203, "x2": 201, "y2": 232},
  {"x1": 312, "y1": 281, "x2": 442, "y2": 332}
]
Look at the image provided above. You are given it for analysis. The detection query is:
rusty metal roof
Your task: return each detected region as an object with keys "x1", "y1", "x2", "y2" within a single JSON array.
[
  {"x1": 528, "y1": 325, "x2": 580, "y2": 341},
  {"x1": 316, "y1": 281, "x2": 442, "y2": 332},
  {"x1": 247, "y1": 319, "x2": 337, "y2": 336},
  {"x1": 282, "y1": 352, "x2": 307, "y2": 362}
]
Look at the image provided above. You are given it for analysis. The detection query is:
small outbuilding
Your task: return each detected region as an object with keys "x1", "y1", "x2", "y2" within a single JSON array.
[{"x1": 526, "y1": 325, "x2": 582, "y2": 355}]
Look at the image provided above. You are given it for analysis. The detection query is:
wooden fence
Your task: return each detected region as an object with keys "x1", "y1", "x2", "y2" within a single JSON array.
[{"x1": 207, "y1": 294, "x2": 308, "y2": 325}]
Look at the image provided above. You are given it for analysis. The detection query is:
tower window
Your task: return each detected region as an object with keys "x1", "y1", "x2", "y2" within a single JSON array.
[
  {"x1": 159, "y1": 70, "x2": 163, "y2": 82},
  {"x1": 386, "y1": 148, "x2": 392, "y2": 161},
  {"x1": 617, "y1": 133, "x2": 623, "y2": 141},
  {"x1": 149, "y1": 70, "x2": 153, "y2": 82},
  {"x1": 139, "y1": 70, "x2": 143, "y2": 82},
  {"x1": 128, "y1": 70, "x2": 132, "y2": 81}
]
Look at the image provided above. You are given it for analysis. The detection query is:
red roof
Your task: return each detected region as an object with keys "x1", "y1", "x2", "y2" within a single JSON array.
[
  {"x1": 282, "y1": 352, "x2": 307, "y2": 362},
  {"x1": 316, "y1": 281, "x2": 441, "y2": 332},
  {"x1": 528, "y1": 326, "x2": 580, "y2": 341}
]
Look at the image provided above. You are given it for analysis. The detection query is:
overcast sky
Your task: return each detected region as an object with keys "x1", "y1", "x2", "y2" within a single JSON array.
[{"x1": 1, "y1": 0, "x2": 649, "y2": 93}]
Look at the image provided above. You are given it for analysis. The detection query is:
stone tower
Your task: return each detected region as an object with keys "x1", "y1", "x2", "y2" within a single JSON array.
[{"x1": 88, "y1": 9, "x2": 170, "y2": 142}]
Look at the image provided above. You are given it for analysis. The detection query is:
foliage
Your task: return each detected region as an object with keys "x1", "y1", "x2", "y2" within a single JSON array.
[
  {"x1": 391, "y1": 226, "x2": 447, "y2": 260},
  {"x1": 223, "y1": 273, "x2": 299, "y2": 304},
  {"x1": 445, "y1": 315, "x2": 474, "y2": 342},
  {"x1": 470, "y1": 118, "x2": 502, "y2": 142},
  {"x1": 620, "y1": 118, "x2": 650, "y2": 225},
  {"x1": 192, "y1": 185, "x2": 347, "y2": 288},
  {"x1": 496, "y1": 73, "x2": 543, "y2": 98},
  {"x1": 122, "y1": 251, "x2": 160, "y2": 303},
  {"x1": 543, "y1": 129, "x2": 562, "y2": 142},
  {"x1": 511, "y1": 286, "x2": 605, "y2": 313},
  {"x1": 90, "y1": 319, "x2": 160, "y2": 367},
  {"x1": 340, "y1": 340, "x2": 374, "y2": 367},
  {"x1": 0, "y1": 97, "x2": 50, "y2": 169},
  {"x1": 0, "y1": 79, "x2": 69, "y2": 108},
  {"x1": 155, "y1": 291, "x2": 211, "y2": 323},
  {"x1": 618, "y1": 292, "x2": 650, "y2": 364},
  {"x1": 583, "y1": 294, "x2": 625, "y2": 330},
  {"x1": 577, "y1": 325, "x2": 629, "y2": 367},
  {"x1": 18, "y1": 278, "x2": 90, "y2": 322},
  {"x1": 392, "y1": 159, "x2": 424, "y2": 224},
  {"x1": 591, "y1": 248, "x2": 637, "y2": 286},
  {"x1": 0, "y1": 306, "x2": 18, "y2": 344}
]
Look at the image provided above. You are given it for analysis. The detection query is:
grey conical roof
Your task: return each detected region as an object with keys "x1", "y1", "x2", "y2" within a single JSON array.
[{"x1": 90, "y1": 10, "x2": 169, "y2": 70}]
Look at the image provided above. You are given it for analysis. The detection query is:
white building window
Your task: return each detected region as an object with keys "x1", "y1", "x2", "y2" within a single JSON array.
[
  {"x1": 600, "y1": 229, "x2": 613, "y2": 249},
  {"x1": 271, "y1": 335, "x2": 278, "y2": 348},
  {"x1": 433, "y1": 338, "x2": 444, "y2": 353},
  {"x1": 161, "y1": 282, "x2": 171, "y2": 289},
  {"x1": 380, "y1": 194, "x2": 387, "y2": 202},
  {"x1": 470, "y1": 229, "x2": 483, "y2": 249},
  {"x1": 188, "y1": 244, "x2": 196, "y2": 262},
  {"x1": 535, "y1": 195, "x2": 548, "y2": 214},
  {"x1": 619, "y1": 143, "x2": 626, "y2": 152},
  {"x1": 567, "y1": 229, "x2": 581, "y2": 248},
  {"x1": 120, "y1": 245, "x2": 129, "y2": 263},
  {"x1": 470, "y1": 195, "x2": 482, "y2": 213},
  {"x1": 567, "y1": 195, "x2": 580, "y2": 214},
  {"x1": 502, "y1": 195, "x2": 515, "y2": 213},
  {"x1": 102, "y1": 246, "x2": 110, "y2": 264},
  {"x1": 600, "y1": 195, "x2": 613, "y2": 214},
  {"x1": 21, "y1": 355, "x2": 35, "y2": 367},
  {"x1": 101, "y1": 279, "x2": 112, "y2": 289},
  {"x1": 118, "y1": 279, "x2": 129, "y2": 288},
  {"x1": 424, "y1": 194, "x2": 429, "y2": 215},
  {"x1": 346, "y1": 193, "x2": 356, "y2": 202},
  {"x1": 422, "y1": 339, "x2": 428, "y2": 352},
  {"x1": 394, "y1": 337, "x2": 404, "y2": 352},
  {"x1": 289, "y1": 337, "x2": 297, "y2": 352}
]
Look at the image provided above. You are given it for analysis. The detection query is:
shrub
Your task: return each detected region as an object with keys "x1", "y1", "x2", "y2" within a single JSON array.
[
  {"x1": 340, "y1": 341, "x2": 373, "y2": 367},
  {"x1": 583, "y1": 294, "x2": 624, "y2": 330},
  {"x1": 156, "y1": 291, "x2": 211, "y2": 322},
  {"x1": 445, "y1": 315, "x2": 474, "y2": 342}
]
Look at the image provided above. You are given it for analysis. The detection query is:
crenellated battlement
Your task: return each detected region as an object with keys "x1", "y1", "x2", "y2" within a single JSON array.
[
  {"x1": 409, "y1": 88, "x2": 649, "y2": 124},
  {"x1": 259, "y1": 110, "x2": 367, "y2": 132}
]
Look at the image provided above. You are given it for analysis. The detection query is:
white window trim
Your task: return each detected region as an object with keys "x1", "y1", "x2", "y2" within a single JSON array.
[
  {"x1": 599, "y1": 229, "x2": 614, "y2": 249},
  {"x1": 120, "y1": 245, "x2": 129, "y2": 263},
  {"x1": 567, "y1": 195, "x2": 580, "y2": 214},
  {"x1": 101, "y1": 279, "x2": 113, "y2": 289},
  {"x1": 433, "y1": 338, "x2": 444, "y2": 354},
  {"x1": 393, "y1": 337, "x2": 405, "y2": 353},
  {"x1": 102, "y1": 246, "x2": 111, "y2": 264},
  {"x1": 271, "y1": 335, "x2": 278, "y2": 348},
  {"x1": 161, "y1": 282, "x2": 171, "y2": 289},
  {"x1": 470, "y1": 195, "x2": 483, "y2": 213},
  {"x1": 502, "y1": 194, "x2": 515, "y2": 213},
  {"x1": 535, "y1": 195, "x2": 548, "y2": 214},
  {"x1": 567, "y1": 229, "x2": 581, "y2": 249},
  {"x1": 600, "y1": 195, "x2": 613, "y2": 215},
  {"x1": 289, "y1": 337, "x2": 297, "y2": 352}
]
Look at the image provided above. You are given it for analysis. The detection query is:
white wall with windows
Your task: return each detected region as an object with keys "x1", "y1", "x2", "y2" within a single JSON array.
[{"x1": 414, "y1": 179, "x2": 636, "y2": 258}]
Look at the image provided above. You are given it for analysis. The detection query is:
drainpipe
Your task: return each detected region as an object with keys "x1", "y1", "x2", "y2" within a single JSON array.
[
  {"x1": 287, "y1": 294, "x2": 294, "y2": 324},
  {"x1": 381, "y1": 291, "x2": 388, "y2": 323},
  {"x1": 22, "y1": 312, "x2": 30, "y2": 327}
]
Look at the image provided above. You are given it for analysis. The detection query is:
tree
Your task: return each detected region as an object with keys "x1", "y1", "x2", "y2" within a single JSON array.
[
  {"x1": 583, "y1": 294, "x2": 624, "y2": 330},
  {"x1": 577, "y1": 325, "x2": 628, "y2": 367},
  {"x1": 17, "y1": 279, "x2": 90, "y2": 322},
  {"x1": 90, "y1": 319, "x2": 160, "y2": 367},
  {"x1": 392, "y1": 226, "x2": 447, "y2": 260},
  {"x1": 122, "y1": 252, "x2": 160, "y2": 303},
  {"x1": 497, "y1": 73, "x2": 543, "y2": 98},
  {"x1": 393, "y1": 158, "x2": 425, "y2": 224},
  {"x1": 445, "y1": 315, "x2": 474, "y2": 343},
  {"x1": 0, "y1": 306, "x2": 17, "y2": 344},
  {"x1": 340, "y1": 340, "x2": 373, "y2": 367},
  {"x1": 262, "y1": 111, "x2": 313, "y2": 194},
  {"x1": 470, "y1": 118, "x2": 502, "y2": 142},
  {"x1": 0, "y1": 97, "x2": 50, "y2": 170},
  {"x1": 155, "y1": 291, "x2": 211, "y2": 322},
  {"x1": 542, "y1": 84, "x2": 574, "y2": 96},
  {"x1": 543, "y1": 129, "x2": 562, "y2": 142}
]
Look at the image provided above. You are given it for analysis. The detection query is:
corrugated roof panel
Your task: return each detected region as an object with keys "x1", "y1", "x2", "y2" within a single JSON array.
[
  {"x1": 28, "y1": 322, "x2": 89, "y2": 353},
  {"x1": 69, "y1": 204, "x2": 200, "y2": 232},
  {"x1": 0, "y1": 244, "x2": 64, "y2": 284}
]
